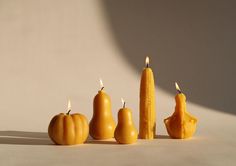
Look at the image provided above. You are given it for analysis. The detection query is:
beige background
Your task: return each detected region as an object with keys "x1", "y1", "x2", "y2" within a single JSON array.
[{"x1": 0, "y1": 0, "x2": 236, "y2": 166}]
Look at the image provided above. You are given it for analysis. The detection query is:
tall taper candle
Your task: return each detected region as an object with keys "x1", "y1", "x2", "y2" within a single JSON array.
[{"x1": 139, "y1": 57, "x2": 156, "y2": 139}]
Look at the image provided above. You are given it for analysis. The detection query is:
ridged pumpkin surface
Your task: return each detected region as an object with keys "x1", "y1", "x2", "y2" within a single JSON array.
[{"x1": 48, "y1": 113, "x2": 89, "y2": 145}]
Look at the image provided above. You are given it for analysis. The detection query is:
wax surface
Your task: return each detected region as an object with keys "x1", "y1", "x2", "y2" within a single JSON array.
[
  {"x1": 89, "y1": 90, "x2": 116, "y2": 139},
  {"x1": 48, "y1": 113, "x2": 89, "y2": 145},
  {"x1": 164, "y1": 93, "x2": 198, "y2": 139},
  {"x1": 114, "y1": 108, "x2": 138, "y2": 144},
  {"x1": 139, "y1": 67, "x2": 156, "y2": 139}
]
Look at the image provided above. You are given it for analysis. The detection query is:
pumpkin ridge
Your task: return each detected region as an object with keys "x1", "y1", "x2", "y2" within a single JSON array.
[
  {"x1": 63, "y1": 115, "x2": 67, "y2": 145},
  {"x1": 80, "y1": 114, "x2": 87, "y2": 142},
  {"x1": 78, "y1": 115, "x2": 83, "y2": 144},
  {"x1": 48, "y1": 115, "x2": 57, "y2": 144},
  {"x1": 72, "y1": 114, "x2": 79, "y2": 144}
]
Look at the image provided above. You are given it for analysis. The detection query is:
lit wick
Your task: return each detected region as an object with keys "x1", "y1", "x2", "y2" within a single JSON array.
[
  {"x1": 67, "y1": 99, "x2": 71, "y2": 115},
  {"x1": 175, "y1": 82, "x2": 182, "y2": 94},
  {"x1": 121, "y1": 98, "x2": 126, "y2": 108},
  {"x1": 99, "y1": 78, "x2": 104, "y2": 91},
  {"x1": 145, "y1": 56, "x2": 149, "y2": 68}
]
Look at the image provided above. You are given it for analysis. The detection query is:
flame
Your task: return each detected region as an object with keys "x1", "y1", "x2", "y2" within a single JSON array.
[
  {"x1": 145, "y1": 56, "x2": 149, "y2": 66},
  {"x1": 175, "y1": 82, "x2": 181, "y2": 92},
  {"x1": 121, "y1": 98, "x2": 125, "y2": 106},
  {"x1": 99, "y1": 78, "x2": 104, "y2": 88},
  {"x1": 67, "y1": 99, "x2": 71, "y2": 111}
]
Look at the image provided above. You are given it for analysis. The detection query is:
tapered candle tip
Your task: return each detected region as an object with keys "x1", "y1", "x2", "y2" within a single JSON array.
[
  {"x1": 145, "y1": 56, "x2": 149, "y2": 67},
  {"x1": 175, "y1": 82, "x2": 181, "y2": 93}
]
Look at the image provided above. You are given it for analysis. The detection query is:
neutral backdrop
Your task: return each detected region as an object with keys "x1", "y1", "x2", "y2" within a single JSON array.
[{"x1": 0, "y1": 0, "x2": 236, "y2": 166}]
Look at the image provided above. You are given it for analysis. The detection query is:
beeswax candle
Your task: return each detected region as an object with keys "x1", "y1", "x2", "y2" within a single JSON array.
[
  {"x1": 89, "y1": 79, "x2": 116, "y2": 139},
  {"x1": 139, "y1": 57, "x2": 156, "y2": 139},
  {"x1": 164, "y1": 82, "x2": 198, "y2": 139},
  {"x1": 114, "y1": 98, "x2": 138, "y2": 144}
]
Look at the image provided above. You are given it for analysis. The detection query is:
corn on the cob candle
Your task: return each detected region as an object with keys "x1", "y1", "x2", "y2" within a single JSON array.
[
  {"x1": 164, "y1": 82, "x2": 197, "y2": 139},
  {"x1": 139, "y1": 57, "x2": 156, "y2": 139}
]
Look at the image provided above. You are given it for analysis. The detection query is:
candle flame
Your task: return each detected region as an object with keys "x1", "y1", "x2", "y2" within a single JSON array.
[
  {"x1": 121, "y1": 98, "x2": 126, "y2": 108},
  {"x1": 67, "y1": 99, "x2": 71, "y2": 111},
  {"x1": 175, "y1": 82, "x2": 181, "y2": 92},
  {"x1": 145, "y1": 56, "x2": 149, "y2": 67},
  {"x1": 99, "y1": 78, "x2": 104, "y2": 89}
]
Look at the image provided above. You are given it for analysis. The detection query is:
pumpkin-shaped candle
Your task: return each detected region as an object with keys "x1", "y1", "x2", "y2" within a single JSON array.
[{"x1": 48, "y1": 100, "x2": 89, "y2": 145}]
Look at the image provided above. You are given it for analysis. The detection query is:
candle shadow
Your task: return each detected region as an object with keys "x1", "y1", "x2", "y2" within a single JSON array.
[
  {"x1": 0, "y1": 131, "x2": 53, "y2": 145},
  {"x1": 102, "y1": 0, "x2": 236, "y2": 115},
  {"x1": 155, "y1": 135, "x2": 170, "y2": 139},
  {"x1": 86, "y1": 137, "x2": 118, "y2": 145}
]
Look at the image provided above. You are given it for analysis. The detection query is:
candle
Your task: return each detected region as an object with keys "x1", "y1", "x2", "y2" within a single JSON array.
[
  {"x1": 89, "y1": 79, "x2": 116, "y2": 139},
  {"x1": 164, "y1": 82, "x2": 198, "y2": 139},
  {"x1": 139, "y1": 57, "x2": 156, "y2": 139},
  {"x1": 48, "y1": 100, "x2": 89, "y2": 145},
  {"x1": 114, "y1": 98, "x2": 138, "y2": 144}
]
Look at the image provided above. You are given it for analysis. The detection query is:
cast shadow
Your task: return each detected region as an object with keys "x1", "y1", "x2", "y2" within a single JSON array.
[
  {"x1": 0, "y1": 131, "x2": 52, "y2": 145},
  {"x1": 86, "y1": 136, "x2": 118, "y2": 145},
  {"x1": 102, "y1": 0, "x2": 236, "y2": 115},
  {"x1": 155, "y1": 135, "x2": 170, "y2": 139}
]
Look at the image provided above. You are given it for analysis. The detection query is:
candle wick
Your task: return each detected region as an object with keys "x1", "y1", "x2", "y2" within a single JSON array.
[
  {"x1": 177, "y1": 90, "x2": 182, "y2": 94},
  {"x1": 123, "y1": 102, "x2": 126, "y2": 108},
  {"x1": 67, "y1": 109, "x2": 71, "y2": 115},
  {"x1": 146, "y1": 63, "x2": 149, "y2": 68},
  {"x1": 101, "y1": 87, "x2": 104, "y2": 91}
]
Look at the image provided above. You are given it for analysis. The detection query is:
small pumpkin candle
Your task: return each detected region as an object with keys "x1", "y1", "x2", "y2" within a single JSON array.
[
  {"x1": 114, "y1": 98, "x2": 138, "y2": 144},
  {"x1": 89, "y1": 79, "x2": 116, "y2": 139},
  {"x1": 48, "y1": 100, "x2": 89, "y2": 145},
  {"x1": 164, "y1": 82, "x2": 198, "y2": 139}
]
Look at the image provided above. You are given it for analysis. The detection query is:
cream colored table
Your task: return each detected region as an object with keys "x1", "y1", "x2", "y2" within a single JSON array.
[{"x1": 1, "y1": 103, "x2": 236, "y2": 166}]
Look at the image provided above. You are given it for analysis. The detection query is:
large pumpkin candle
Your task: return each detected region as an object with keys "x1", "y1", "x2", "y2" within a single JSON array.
[
  {"x1": 48, "y1": 100, "x2": 89, "y2": 145},
  {"x1": 164, "y1": 82, "x2": 198, "y2": 139},
  {"x1": 139, "y1": 57, "x2": 156, "y2": 139},
  {"x1": 89, "y1": 79, "x2": 116, "y2": 139}
]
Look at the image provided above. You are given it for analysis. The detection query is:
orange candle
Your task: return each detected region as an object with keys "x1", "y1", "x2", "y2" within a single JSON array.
[
  {"x1": 89, "y1": 79, "x2": 116, "y2": 139},
  {"x1": 114, "y1": 98, "x2": 138, "y2": 144},
  {"x1": 164, "y1": 82, "x2": 198, "y2": 139},
  {"x1": 139, "y1": 57, "x2": 156, "y2": 139}
]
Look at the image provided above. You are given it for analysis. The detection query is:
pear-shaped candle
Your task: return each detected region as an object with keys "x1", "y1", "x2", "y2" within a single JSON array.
[
  {"x1": 89, "y1": 79, "x2": 116, "y2": 140},
  {"x1": 164, "y1": 82, "x2": 198, "y2": 139},
  {"x1": 114, "y1": 98, "x2": 138, "y2": 144}
]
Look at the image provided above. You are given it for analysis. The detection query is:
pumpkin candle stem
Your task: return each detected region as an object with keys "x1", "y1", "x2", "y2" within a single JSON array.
[
  {"x1": 67, "y1": 109, "x2": 71, "y2": 115},
  {"x1": 67, "y1": 99, "x2": 72, "y2": 115}
]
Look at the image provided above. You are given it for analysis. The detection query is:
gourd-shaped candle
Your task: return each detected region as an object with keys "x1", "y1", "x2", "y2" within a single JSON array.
[
  {"x1": 114, "y1": 98, "x2": 138, "y2": 144},
  {"x1": 139, "y1": 57, "x2": 156, "y2": 139},
  {"x1": 89, "y1": 79, "x2": 116, "y2": 139},
  {"x1": 48, "y1": 100, "x2": 89, "y2": 145},
  {"x1": 164, "y1": 82, "x2": 198, "y2": 139}
]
